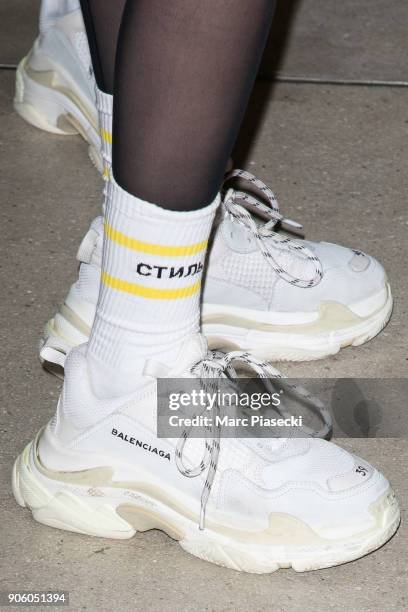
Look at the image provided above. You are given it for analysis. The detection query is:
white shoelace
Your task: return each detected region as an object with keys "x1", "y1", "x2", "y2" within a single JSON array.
[
  {"x1": 174, "y1": 349, "x2": 332, "y2": 530},
  {"x1": 223, "y1": 170, "x2": 323, "y2": 288}
]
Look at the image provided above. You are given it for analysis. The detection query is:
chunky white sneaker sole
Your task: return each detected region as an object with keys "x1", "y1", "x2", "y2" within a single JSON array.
[
  {"x1": 203, "y1": 283, "x2": 393, "y2": 361},
  {"x1": 14, "y1": 56, "x2": 102, "y2": 172},
  {"x1": 13, "y1": 435, "x2": 400, "y2": 574},
  {"x1": 38, "y1": 282, "x2": 393, "y2": 374}
]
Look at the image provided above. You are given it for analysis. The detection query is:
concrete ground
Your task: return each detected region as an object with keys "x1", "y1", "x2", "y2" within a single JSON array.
[{"x1": 1, "y1": 2, "x2": 407, "y2": 611}]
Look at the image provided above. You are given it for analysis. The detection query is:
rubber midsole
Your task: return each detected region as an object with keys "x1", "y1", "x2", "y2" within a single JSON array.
[
  {"x1": 23, "y1": 55, "x2": 98, "y2": 132},
  {"x1": 16, "y1": 432, "x2": 399, "y2": 549}
]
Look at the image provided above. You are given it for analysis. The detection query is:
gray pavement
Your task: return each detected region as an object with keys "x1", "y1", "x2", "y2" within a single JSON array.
[
  {"x1": 260, "y1": 0, "x2": 408, "y2": 81},
  {"x1": 1, "y1": 2, "x2": 407, "y2": 611},
  {"x1": 0, "y1": 0, "x2": 40, "y2": 66}
]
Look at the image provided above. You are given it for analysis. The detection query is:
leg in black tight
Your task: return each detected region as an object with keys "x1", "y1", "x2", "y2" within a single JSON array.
[
  {"x1": 79, "y1": 0, "x2": 126, "y2": 94},
  {"x1": 80, "y1": 0, "x2": 276, "y2": 211}
]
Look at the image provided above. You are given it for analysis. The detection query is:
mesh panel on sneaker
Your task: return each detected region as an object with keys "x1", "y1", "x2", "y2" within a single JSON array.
[
  {"x1": 209, "y1": 247, "x2": 278, "y2": 305},
  {"x1": 261, "y1": 439, "x2": 354, "y2": 490},
  {"x1": 182, "y1": 437, "x2": 268, "y2": 505},
  {"x1": 242, "y1": 437, "x2": 311, "y2": 464}
]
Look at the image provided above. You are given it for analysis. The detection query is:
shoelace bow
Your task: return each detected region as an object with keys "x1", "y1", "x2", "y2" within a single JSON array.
[
  {"x1": 174, "y1": 349, "x2": 332, "y2": 531},
  {"x1": 223, "y1": 169, "x2": 323, "y2": 288}
]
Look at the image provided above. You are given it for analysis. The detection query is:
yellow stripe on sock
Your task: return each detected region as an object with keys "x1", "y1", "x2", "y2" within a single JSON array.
[
  {"x1": 100, "y1": 127, "x2": 112, "y2": 144},
  {"x1": 102, "y1": 271, "x2": 201, "y2": 300},
  {"x1": 104, "y1": 223, "x2": 208, "y2": 256},
  {"x1": 102, "y1": 165, "x2": 110, "y2": 180}
]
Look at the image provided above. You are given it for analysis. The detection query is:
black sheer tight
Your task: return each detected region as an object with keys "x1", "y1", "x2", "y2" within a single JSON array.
[
  {"x1": 80, "y1": 0, "x2": 276, "y2": 211},
  {"x1": 79, "y1": 0, "x2": 126, "y2": 94}
]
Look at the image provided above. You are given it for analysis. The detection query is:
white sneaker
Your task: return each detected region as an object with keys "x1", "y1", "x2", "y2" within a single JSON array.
[
  {"x1": 202, "y1": 171, "x2": 393, "y2": 360},
  {"x1": 13, "y1": 336, "x2": 400, "y2": 573},
  {"x1": 14, "y1": 3, "x2": 102, "y2": 171},
  {"x1": 39, "y1": 171, "x2": 392, "y2": 371}
]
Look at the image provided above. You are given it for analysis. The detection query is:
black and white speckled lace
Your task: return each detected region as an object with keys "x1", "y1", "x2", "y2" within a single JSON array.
[
  {"x1": 223, "y1": 170, "x2": 323, "y2": 288},
  {"x1": 175, "y1": 349, "x2": 332, "y2": 530}
]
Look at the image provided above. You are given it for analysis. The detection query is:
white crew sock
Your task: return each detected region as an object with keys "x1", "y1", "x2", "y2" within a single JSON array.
[
  {"x1": 95, "y1": 88, "x2": 113, "y2": 184},
  {"x1": 87, "y1": 177, "x2": 219, "y2": 398},
  {"x1": 71, "y1": 90, "x2": 112, "y2": 306},
  {"x1": 40, "y1": 0, "x2": 80, "y2": 33}
]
